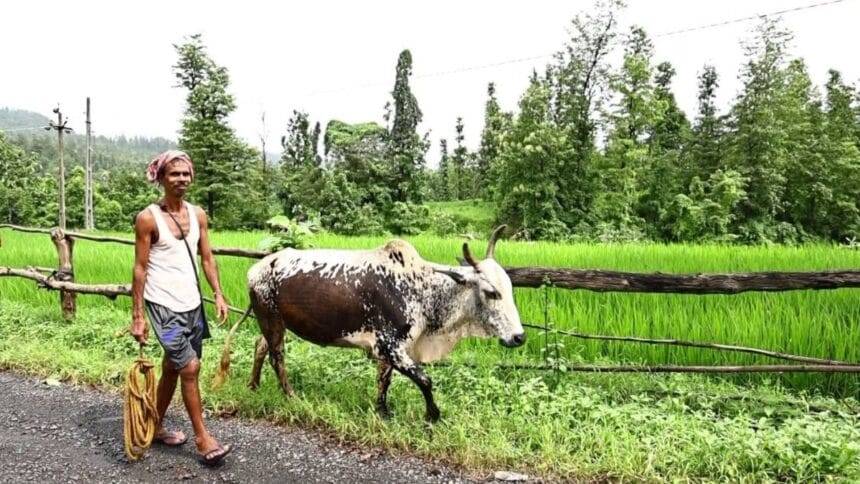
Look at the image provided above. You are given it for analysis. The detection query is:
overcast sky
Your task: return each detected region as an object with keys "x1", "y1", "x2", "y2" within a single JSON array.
[{"x1": 1, "y1": 0, "x2": 858, "y2": 166}]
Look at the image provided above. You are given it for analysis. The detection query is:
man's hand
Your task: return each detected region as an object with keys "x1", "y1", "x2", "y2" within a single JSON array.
[
  {"x1": 130, "y1": 315, "x2": 148, "y2": 345},
  {"x1": 215, "y1": 294, "x2": 229, "y2": 326}
]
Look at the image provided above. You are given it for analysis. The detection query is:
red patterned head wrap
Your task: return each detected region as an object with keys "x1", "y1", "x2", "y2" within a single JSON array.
[{"x1": 146, "y1": 150, "x2": 194, "y2": 185}]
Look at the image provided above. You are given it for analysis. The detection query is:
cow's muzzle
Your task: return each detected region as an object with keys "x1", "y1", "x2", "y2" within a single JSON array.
[{"x1": 500, "y1": 333, "x2": 526, "y2": 348}]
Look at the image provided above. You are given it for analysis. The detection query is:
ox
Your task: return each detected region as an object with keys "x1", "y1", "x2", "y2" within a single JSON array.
[{"x1": 241, "y1": 226, "x2": 524, "y2": 421}]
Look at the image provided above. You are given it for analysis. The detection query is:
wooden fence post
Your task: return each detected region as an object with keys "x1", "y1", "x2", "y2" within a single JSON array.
[{"x1": 50, "y1": 227, "x2": 75, "y2": 319}]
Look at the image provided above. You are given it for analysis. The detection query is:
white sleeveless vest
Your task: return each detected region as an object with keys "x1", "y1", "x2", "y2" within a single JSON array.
[{"x1": 143, "y1": 201, "x2": 202, "y2": 312}]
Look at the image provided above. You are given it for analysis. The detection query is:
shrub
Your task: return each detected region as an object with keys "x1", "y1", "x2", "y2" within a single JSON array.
[
  {"x1": 257, "y1": 215, "x2": 315, "y2": 251},
  {"x1": 386, "y1": 202, "x2": 430, "y2": 235}
]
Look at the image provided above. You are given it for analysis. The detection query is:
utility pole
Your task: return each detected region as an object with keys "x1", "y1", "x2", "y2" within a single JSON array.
[
  {"x1": 84, "y1": 98, "x2": 94, "y2": 230},
  {"x1": 259, "y1": 111, "x2": 268, "y2": 175},
  {"x1": 45, "y1": 106, "x2": 73, "y2": 230}
]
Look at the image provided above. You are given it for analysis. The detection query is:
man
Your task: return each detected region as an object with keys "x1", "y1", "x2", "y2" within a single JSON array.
[{"x1": 130, "y1": 150, "x2": 233, "y2": 465}]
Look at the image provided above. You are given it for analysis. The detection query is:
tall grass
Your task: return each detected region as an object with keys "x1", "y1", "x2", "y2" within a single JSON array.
[
  {"x1": 1, "y1": 228, "x2": 859, "y2": 394},
  {"x1": 3, "y1": 227, "x2": 860, "y2": 480}
]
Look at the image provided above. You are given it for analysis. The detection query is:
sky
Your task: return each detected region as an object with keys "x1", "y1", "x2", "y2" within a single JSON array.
[{"x1": 1, "y1": 0, "x2": 858, "y2": 166}]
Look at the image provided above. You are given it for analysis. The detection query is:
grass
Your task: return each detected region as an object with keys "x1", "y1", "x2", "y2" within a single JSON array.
[
  {"x1": 426, "y1": 199, "x2": 495, "y2": 234},
  {"x1": 2, "y1": 227, "x2": 860, "y2": 480},
  {"x1": 3, "y1": 228, "x2": 858, "y2": 393},
  {"x1": 2, "y1": 302, "x2": 859, "y2": 481}
]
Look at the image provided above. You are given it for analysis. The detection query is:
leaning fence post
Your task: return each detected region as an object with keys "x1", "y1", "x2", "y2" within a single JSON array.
[{"x1": 50, "y1": 227, "x2": 76, "y2": 319}]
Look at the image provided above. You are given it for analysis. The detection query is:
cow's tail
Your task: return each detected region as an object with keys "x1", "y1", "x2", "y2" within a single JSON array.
[{"x1": 212, "y1": 303, "x2": 255, "y2": 389}]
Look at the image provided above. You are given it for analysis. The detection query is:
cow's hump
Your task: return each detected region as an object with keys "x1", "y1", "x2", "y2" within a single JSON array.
[{"x1": 378, "y1": 239, "x2": 423, "y2": 272}]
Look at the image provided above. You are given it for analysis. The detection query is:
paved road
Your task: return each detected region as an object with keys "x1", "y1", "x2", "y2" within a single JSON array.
[{"x1": 0, "y1": 371, "x2": 485, "y2": 483}]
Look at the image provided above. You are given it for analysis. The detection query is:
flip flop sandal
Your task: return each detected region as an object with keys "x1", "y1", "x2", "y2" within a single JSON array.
[
  {"x1": 154, "y1": 430, "x2": 188, "y2": 447},
  {"x1": 198, "y1": 443, "x2": 233, "y2": 466}
]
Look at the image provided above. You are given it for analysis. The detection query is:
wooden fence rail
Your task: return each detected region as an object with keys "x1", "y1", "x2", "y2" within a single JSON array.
[
  {"x1": 4, "y1": 264, "x2": 860, "y2": 374},
  {"x1": 3, "y1": 224, "x2": 859, "y2": 296},
  {"x1": 0, "y1": 224, "x2": 268, "y2": 258},
  {"x1": 5, "y1": 264, "x2": 852, "y2": 364}
]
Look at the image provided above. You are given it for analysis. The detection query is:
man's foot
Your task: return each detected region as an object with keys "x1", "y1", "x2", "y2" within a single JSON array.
[
  {"x1": 153, "y1": 429, "x2": 188, "y2": 447},
  {"x1": 198, "y1": 444, "x2": 233, "y2": 466}
]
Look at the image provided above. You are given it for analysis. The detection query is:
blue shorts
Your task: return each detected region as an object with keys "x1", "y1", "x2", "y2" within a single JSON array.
[{"x1": 145, "y1": 301, "x2": 206, "y2": 370}]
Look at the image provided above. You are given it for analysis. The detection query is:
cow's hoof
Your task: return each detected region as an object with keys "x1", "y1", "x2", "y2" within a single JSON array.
[
  {"x1": 376, "y1": 406, "x2": 393, "y2": 420},
  {"x1": 248, "y1": 382, "x2": 259, "y2": 392},
  {"x1": 425, "y1": 407, "x2": 441, "y2": 423},
  {"x1": 282, "y1": 386, "x2": 296, "y2": 398}
]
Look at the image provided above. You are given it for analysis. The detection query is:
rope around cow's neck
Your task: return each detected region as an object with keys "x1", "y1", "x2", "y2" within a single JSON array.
[{"x1": 123, "y1": 344, "x2": 158, "y2": 461}]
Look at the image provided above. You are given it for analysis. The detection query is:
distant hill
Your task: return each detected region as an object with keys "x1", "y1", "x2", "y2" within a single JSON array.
[
  {"x1": 0, "y1": 107, "x2": 176, "y2": 172},
  {"x1": 0, "y1": 107, "x2": 51, "y2": 130}
]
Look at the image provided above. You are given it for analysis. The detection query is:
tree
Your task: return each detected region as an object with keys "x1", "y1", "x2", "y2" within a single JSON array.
[
  {"x1": 818, "y1": 70, "x2": 860, "y2": 239},
  {"x1": 278, "y1": 111, "x2": 325, "y2": 219},
  {"x1": 649, "y1": 62, "x2": 690, "y2": 153},
  {"x1": 450, "y1": 117, "x2": 471, "y2": 199},
  {"x1": 281, "y1": 110, "x2": 319, "y2": 169},
  {"x1": 477, "y1": 83, "x2": 510, "y2": 199},
  {"x1": 639, "y1": 61, "x2": 690, "y2": 239},
  {"x1": 436, "y1": 138, "x2": 451, "y2": 201},
  {"x1": 726, "y1": 20, "x2": 793, "y2": 241},
  {"x1": 495, "y1": 75, "x2": 570, "y2": 240},
  {"x1": 387, "y1": 50, "x2": 427, "y2": 203},
  {"x1": 174, "y1": 34, "x2": 261, "y2": 226},
  {"x1": 592, "y1": 24, "x2": 660, "y2": 241},
  {"x1": 687, "y1": 65, "x2": 723, "y2": 183},
  {"x1": 549, "y1": 0, "x2": 623, "y2": 228},
  {"x1": 779, "y1": 59, "x2": 824, "y2": 242},
  {"x1": 323, "y1": 120, "x2": 391, "y2": 209},
  {"x1": 0, "y1": 132, "x2": 40, "y2": 224}
]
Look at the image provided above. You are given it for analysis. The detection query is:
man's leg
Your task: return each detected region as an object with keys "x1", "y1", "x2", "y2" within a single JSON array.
[
  {"x1": 156, "y1": 355, "x2": 178, "y2": 424},
  {"x1": 177, "y1": 357, "x2": 219, "y2": 453},
  {"x1": 153, "y1": 355, "x2": 186, "y2": 443}
]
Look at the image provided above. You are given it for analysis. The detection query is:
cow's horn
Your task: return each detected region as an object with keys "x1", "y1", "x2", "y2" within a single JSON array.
[
  {"x1": 485, "y1": 225, "x2": 507, "y2": 259},
  {"x1": 434, "y1": 268, "x2": 466, "y2": 284},
  {"x1": 462, "y1": 243, "x2": 480, "y2": 271}
]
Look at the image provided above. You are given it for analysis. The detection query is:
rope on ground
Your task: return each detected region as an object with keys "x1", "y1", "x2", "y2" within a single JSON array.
[{"x1": 123, "y1": 345, "x2": 158, "y2": 461}]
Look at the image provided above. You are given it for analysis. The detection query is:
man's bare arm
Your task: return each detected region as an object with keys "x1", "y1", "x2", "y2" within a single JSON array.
[
  {"x1": 131, "y1": 211, "x2": 155, "y2": 343},
  {"x1": 196, "y1": 207, "x2": 228, "y2": 323}
]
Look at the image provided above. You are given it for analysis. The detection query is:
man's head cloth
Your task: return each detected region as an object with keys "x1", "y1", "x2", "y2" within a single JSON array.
[{"x1": 147, "y1": 150, "x2": 194, "y2": 185}]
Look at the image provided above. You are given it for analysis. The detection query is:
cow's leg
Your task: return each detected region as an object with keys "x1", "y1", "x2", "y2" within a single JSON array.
[
  {"x1": 384, "y1": 349, "x2": 440, "y2": 422},
  {"x1": 265, "y1": 326, "x2": 295, "y2": 397},
  {"x1": 376, "y1": 360, "x2": 394, "y2": 419},
  {"x1": 248, "y1": 335, "x2": 268, "y2": 391}
]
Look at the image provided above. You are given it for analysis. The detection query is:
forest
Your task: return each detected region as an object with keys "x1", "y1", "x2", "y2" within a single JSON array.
[{"x1": 1, "y1": 1, "x2": 858, "y2": 245}]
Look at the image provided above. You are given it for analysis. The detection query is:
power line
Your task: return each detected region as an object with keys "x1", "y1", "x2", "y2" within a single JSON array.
[
  {"x1": 305, "y1": 0, "x2": 850, "y2": 97},
  {"x1": 654, "y1": 0, "x2": 848, "y2": 37}
]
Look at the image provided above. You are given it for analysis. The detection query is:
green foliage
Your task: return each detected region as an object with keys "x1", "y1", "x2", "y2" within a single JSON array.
[
  {"x1": 495, "y1": 76, "x2": 571, "y2": 241},
  {"x1": 3, "y1": 229, "x2": 860, "y2": 481},
  {"x1": 281, "y1": 110, "x2": 320, "y2": 168},
  {"x1": 316, "y1": 170, "x2": 386, "y2": 236},
  {"x1": 387, "y1": 50, "x2": 427, "y2": 204},
  {"x1": 426, "y1": 138, "x2": 451, "y2": 201},
  {"x1": 322, "y1": 119, "x2": 391, "y2": 211},
  {"x1": 486, "y1": 10, "x2": 858, "y2": 245},
  {"x1": 477, "y1": 82, "x2": 510, "y2": 199},
  {"x1": 257, "y1": 215, "x2": 315, "y2": 251},
  {"x1": 95, "y1": 169, "x2": 160, "y2": 230},
  {"x1": 7, "y1": 5, "x2": 859, "y2": 245},
  {"x1": 426, "y1": 200, "x2": 494, "y2": 236},
  {"x1": 385, "y1": 201, "x2": 430, "y2": 235},
  {"x1": 447, "y1": 117, "x2": 476, "y2": 200},
  {"x1": 174, "y1": 34, "x2": 267, "y2": 228},
  {"x1": 0, "y1": 132, "x2": 40, "y2": 224}
]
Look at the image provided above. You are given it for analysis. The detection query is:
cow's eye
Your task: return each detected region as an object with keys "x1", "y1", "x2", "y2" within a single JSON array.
[{"x1": 483, "y1": 289, "x2": 501, "y2": 300}]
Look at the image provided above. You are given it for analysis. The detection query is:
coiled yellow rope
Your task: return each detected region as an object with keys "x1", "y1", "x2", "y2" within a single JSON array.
[{"x1": 123, "y1": 345, "x2": 158, "y2": 461}]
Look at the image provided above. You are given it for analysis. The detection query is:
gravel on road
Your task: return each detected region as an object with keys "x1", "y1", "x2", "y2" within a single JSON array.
[{"x1": 0, "y1": 371, "x2": 499, "y2": 483}]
